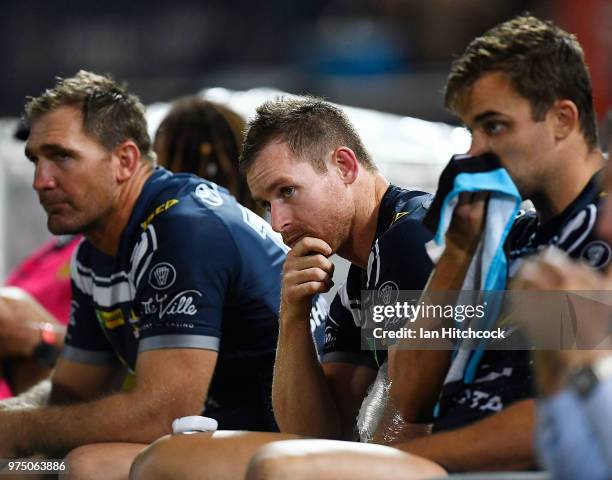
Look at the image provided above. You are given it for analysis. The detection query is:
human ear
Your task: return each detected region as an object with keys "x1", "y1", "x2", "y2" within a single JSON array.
[
  {"x1": 551, "y1": 99, "x2": 579, "y2": 143},
  {"x1": 114, "y1": 140, "x2": 141, "y2": 182},
  {"x1": 332, "y1": 147, "x2": 359, "y2": 185}
]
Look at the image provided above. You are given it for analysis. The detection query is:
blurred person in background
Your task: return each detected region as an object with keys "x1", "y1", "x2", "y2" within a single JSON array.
[{"x1": 153, "y1": 96, "x2": 262, "y2": 215}]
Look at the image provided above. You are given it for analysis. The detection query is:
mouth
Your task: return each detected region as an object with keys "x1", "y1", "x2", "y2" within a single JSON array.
[
  {"x1": 40, "y1": 200, "x2": 69, "y2": 213},
  {"x1": 283, "y1": 234, "x2": 304, "y2": 248}
]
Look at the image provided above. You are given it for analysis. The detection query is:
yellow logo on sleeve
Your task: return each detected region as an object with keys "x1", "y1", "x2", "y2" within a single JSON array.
[{"x1": 141, "y1": 199, "x2": 179, "y2": 230}]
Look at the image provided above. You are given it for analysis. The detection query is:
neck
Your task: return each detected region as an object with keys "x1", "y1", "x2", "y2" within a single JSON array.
[
  {"x1": 86, "y1": 163, "x2": 153, "y2": 256},
  {"x1": 337, "y1": 173, "x2": 390, "y2": 268},
  {"x1": 533, "y1": 144, "x2": 605, "y2": 223}
]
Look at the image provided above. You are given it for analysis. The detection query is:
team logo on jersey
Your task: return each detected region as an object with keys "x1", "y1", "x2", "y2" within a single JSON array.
[
  {"x1": 392, "y1": 212, "x2": 408, "y2": 225},
  {"x1": 141, "y1": 199, "x2": 179, "y2": 230},
  {"x1": 96, "y1": 308, "x2": 125, "y2": 329},
  {"x1": 377, "y1": 280, "x2": 399, "y2": 305},
  {"x1": 580, "y1": 240, "x2": 611, "y2": 268},
  {"x1": 195, "y1": 183, "x2": 224, "y2": 207},
  {"x1": 148, "y1": 262, "x2": 177, "y2": 290}
]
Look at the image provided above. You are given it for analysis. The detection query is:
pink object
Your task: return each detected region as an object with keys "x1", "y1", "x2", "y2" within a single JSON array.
[
  {"x1": 0, "y1": 381, "x2": 11, "y2": 399},
  {"x1": 5, "y1": 235, "x2": 81, "y2": 325}
]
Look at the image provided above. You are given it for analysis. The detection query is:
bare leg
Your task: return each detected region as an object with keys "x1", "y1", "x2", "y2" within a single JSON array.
[
  {"x1": 246, "y1": 440, "x2": 448, "y2": 480},
  {"x1": 130, "y1": 431, "x2": 301, "y2": 480},
  {"x1": 61, "y1": 443, "x2": 147, "y2": 480}
]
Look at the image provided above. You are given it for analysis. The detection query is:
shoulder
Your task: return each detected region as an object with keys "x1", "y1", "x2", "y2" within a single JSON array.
[{"x1": 385, "y1": 186, "x2": 433, "y2": 223}]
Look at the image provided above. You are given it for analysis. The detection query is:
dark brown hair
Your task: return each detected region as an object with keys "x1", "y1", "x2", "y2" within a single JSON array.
[
  {"x1": 154, "y1": 96, "x2": 258, "y2": 213},
  {"x1": 445, "y1": 15, "x2": 598, "y2": 149}
]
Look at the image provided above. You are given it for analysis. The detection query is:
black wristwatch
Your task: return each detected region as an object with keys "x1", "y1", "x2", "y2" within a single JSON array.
[
  {"x1": 568, "y1": 355, "x2": 612, "y2": 398},
  {"x1": 32, "y1": 322, "x2": 61, "y2": 368}
]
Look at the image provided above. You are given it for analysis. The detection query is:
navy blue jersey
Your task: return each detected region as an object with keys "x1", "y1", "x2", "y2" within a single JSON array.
[
  {"x1": 322, "y1": 185, "x2": 434, "y2": 369},
  {"x1": 434, "y1": 172, "x2": 610, "y2": 432},
  {"x1": 64, "y1": 168, "x2": 325, "y2": 430}
]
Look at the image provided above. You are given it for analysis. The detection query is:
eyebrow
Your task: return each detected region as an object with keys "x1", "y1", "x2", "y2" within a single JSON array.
[
  {"x1": 471, "y1": 110, "x2": 501, "y2": 125},
  {"x1": 24, "y1": 143, "x2": 78, "y2": 160},
  {"x1": 252, "y1": 176, "x2": 294, "y2": 204}
]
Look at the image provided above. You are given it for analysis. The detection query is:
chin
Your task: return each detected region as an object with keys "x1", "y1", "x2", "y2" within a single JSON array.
[{"x1": 47, "y1": 219, "x2": 84, "y2": 236}]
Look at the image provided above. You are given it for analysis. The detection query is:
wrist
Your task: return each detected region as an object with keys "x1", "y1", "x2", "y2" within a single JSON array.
[
  {"x1": 441, "y1": 243, "x2": 475, "y2": 266},
  {"x1": 280, "y1": 300, "x2": 312, "y2": 324},
  {"x1": 535, "y1": 351, "x2": 609, "y2": 396},
  {"x1": 564, "y1": 354, "x2": 612, "y2": 398}
]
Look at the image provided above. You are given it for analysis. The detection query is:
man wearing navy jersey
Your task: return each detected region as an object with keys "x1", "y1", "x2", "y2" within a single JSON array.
[
  {"x1": 129, "y1": 98, "x2": 445, "y2": 480},
  {"x1": 0, "y1": 71, "x2": 329, "y2": 478}
]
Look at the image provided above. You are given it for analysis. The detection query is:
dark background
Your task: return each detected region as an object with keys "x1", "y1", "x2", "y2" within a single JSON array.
[{"x1": 2, "y1": 0, "x2": 609, "y2": 126}]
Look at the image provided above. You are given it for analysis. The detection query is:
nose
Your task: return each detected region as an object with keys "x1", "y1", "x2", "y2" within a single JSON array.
[
  {"x1": 270, "y1": 201, "x2": 292, "y2": 234},
  {"x1": 32, "y1": 159, "x2": 57, "y2": 192},
  {"x1": 467, "y1": 132, "x2": 489, "y2": 156}
]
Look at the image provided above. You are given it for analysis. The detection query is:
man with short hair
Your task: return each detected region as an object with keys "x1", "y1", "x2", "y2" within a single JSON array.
[
  {"x1": 241, "y1": 14, "x2": 610, "y2": 478},
  {"x1": 0, "y1": 70, "x2": 300, "y2": 477},
  {"x1": 129, "y1": 98, "x2": 444, "y2": 480}
]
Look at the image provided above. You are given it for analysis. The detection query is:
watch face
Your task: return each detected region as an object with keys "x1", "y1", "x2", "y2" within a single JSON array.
[
  {"x1": 573, "y1": 367, "x2": 599, "y2": 397},
  {"x1": 33, "y1": 342, "x2": 60, "y2": 368}
]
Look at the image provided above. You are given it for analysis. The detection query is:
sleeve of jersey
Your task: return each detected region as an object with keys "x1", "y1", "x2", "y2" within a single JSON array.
[
  {"x1": 133, "y1": 210, "x2": 237, "y2": 354},
  {"x1": 321, "y1": 286, "x2": 378, "y2": 370},
  {"x1": 62, "y1": 246, "x2": 118, "y2": 366}
]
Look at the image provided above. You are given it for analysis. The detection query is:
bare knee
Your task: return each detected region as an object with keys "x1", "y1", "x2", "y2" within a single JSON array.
[
  {"x1": 129, "y1": 435, "x2": 174, "y2": 480},
  {"x1": 62, "y1": 445, "x2": 110, "y2": 480},
  {"x1": 245, "y1": 440, "x2": 447, "y2": 480},
  {"x1": 246, "y1": 443, "x2": 312, "y2": 480}
]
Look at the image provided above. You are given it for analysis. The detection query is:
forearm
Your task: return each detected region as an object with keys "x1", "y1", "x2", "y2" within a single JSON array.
[
  {"x1": 8, "y1": 387, "x2": 183, "y2": 457},
  {"x1": 272, "y1": 318, "x2": 341, "y2": 438},
  {"x1": 396, "y1": 399, "x2": 537, "y2": 472},
  {"x1": 391, "y1": 247, "x2": 471, "y2": 420}
]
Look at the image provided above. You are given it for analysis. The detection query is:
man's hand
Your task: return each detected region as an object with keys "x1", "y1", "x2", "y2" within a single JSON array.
[
  {"x1": 280, "y1": 237, "x2": 334, "y2": 321},
  {"x1": 0, "y1": 287, "x2": 64, "y2": 357},
  {"x1": 512, "y1": 247, "x2": 612, "y2": 395},
  {"x1": 513, "y1": 246, "x2": 609, "y2": 291},
  {"x1": 444, "y1": 192, "x2": 489, "y2": 259}
]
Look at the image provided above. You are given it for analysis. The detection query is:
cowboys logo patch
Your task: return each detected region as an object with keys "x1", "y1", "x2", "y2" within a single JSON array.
[
  {"x1": 377, "y1": 280, "x2": 399, "y2": 305},
  {"x1": 148, "y1": 262, "x2": 177, "y2": 290},
  {"x1": 580, "y1": 240, "x2": 611, "y2": 269}
]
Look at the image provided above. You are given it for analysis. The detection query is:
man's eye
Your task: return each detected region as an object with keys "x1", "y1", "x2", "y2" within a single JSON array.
[
  {"x1": 280, "y1": 187, "x2": 295, "y2": 198},
  {"x1": 54, "y1": 152, "x2": 71, "y2": 161},
  {"x1": 483, "y1": 121, "x2": 505, "y2": 136}
]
